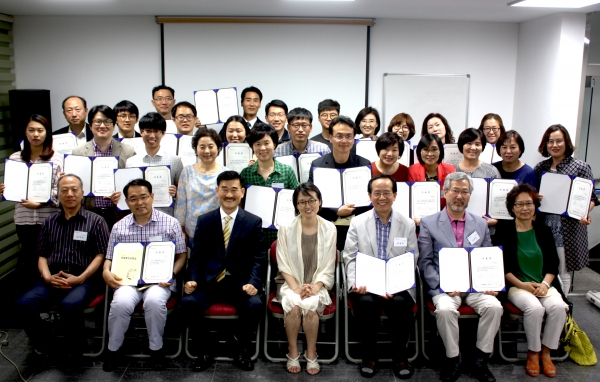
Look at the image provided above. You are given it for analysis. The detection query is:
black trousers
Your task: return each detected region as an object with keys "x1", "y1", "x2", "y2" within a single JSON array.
[
  {"x1": 349, "y1": 290, "x2": 415, "y2": 363},
  {"x1": 179, "y1": 276, "x2": 263, "y2": 354},
  {"x1": 15, "y1": 224, "x2": 42, "y2": 286}
]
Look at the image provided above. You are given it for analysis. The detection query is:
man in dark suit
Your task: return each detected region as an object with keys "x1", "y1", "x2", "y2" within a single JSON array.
[
  {"x1": 241, "y1": 86, "x2": 264, "y2": 128},
  {"x1": 53, "y1": 95, "x2": 93, "y2": 145},
  {"x1": 180, "y1": 170, "x2": 265, "y2": 372}
]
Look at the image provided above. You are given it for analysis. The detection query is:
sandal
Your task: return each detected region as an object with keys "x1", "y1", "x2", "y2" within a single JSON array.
[
  {"x1": 541, "y1": 353, "x2": 556, "y2": 378},
  {"x1": 526, "y1": 351, "x2": 540, "y2": 377},
  {"x1": 286, "y1": 353, "x2": 301, "y2": 374},
  {"x1": 304, "y1": 351, "x2": 320, "y2": 375}
]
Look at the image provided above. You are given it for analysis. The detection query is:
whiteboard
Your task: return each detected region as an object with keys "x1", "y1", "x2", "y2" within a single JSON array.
[{"x1": 382, "y1": 74, "x2": 470, "y2": 144}]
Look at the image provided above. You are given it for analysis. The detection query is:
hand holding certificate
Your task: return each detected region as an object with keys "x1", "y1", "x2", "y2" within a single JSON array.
[
  {"x1": 539, "y1": 172, "x2": 594, "y2": 220},
  {"x1": 244, "y1": 185, "x2": 295, "y2": 229},
  {"x1": 225, "y1": 143, "x2": 252, "y2": 174},
  {"x1": 439, "y1": 247, "x2": 505, "y2": 293},
  {"x1": 2, "y1": 160, "x2": 53, "y2": 203},
  {"x1": 312, "y1": 166, "x2": 372, "y2": 208},
  {"x1": 111, "y1": 242, "x2": 175, "y2": 286},
  {"x1": 354, "y1": 252, "x2": 415, "y2": 296}
]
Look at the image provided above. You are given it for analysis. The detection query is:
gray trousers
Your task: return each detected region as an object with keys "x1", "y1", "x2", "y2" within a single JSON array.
[
  {"x1": 108, "y1": 285, "x2": 171, "y2": 352},
  {"x1": 509, "y1": 291, "x2": 567, "y2": 352},
  {"x1": 432, "y1": 293, "x2": 503, "y2": 358}
]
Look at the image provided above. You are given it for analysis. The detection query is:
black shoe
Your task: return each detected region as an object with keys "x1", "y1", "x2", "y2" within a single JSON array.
[
  {"x1": 192, "y1": 354, "x2": 214, "y2": 372},
  {"x1": 102, "y1": 350, "x2": 120, "y2": 372},
  {"x1": 393, "y1": 361, "x2": 414, "y2": 379},
  {"x1": 233, "y1": 349, "x2": 254, "y2": 371},
  {"x1": 360, "y1": 360, "x2": 376, "y2": 378},
  {"x1": 150, "y1": 349, "x2": 168, "y2": 371},
  {"x1": 440, "y1": 357, "x2": 461, "y2": 382},
  {"x1": 471, "y1": 359, "x2": 496, "y2": 382}
]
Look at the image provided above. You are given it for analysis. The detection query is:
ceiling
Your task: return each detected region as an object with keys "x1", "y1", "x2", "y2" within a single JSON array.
[{"x1": 1, "y1": 0, "x2": 600, "y2": 23}]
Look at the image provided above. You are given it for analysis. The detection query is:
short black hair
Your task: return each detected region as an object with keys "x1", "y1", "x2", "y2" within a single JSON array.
[
  {"x1": 87, "y1": 105, "x2": 116, "y2": 126},
  {"x1": 241, "y1": 86, "x2": 263, "y2": 102},
  {"x1": 152, "y1": 85, "x2": 175, "y2": 99},
  {"x1": 123, "y1": 178, "x2": 153, "y2": 199},
  {"x1": 139, "y1": 112, "x2": 166, "y2": 132},
  {"x1": 292, "y1": 182, "x2": 323, "y2": 216},
  {"x1": 367, "y1": 174, "x2": 397, "y2": 193},
  {"x1": 264, "y1": 99, "x2": 288, "y2": 116},
  {"x1": 416, "y1": 134, "x2": 445, "y2": 164},
  {"x1": 317, "y1": 99, "x2": 340, "y2": 115},
  {"x1": 287, "y1": 107, "x2": 313, "y2": 124},
  {"x1": 171, "y1": 101, "x2": 197, "y2": 118},
  {"x1": 496, "y1": 130, "x2": 525, "y2": 157},
  {"x1": 355, "y1": 106, "x2": 381, "y2": 136},
  {"x1": 62, "y1": 95, "x2": 87, "y2": 110},
  {"x1": 457, "y1": 128, "x2": 486, "y2": 153},
  {"x1": 192, "y1": 127, "x2": 223, "y2": 155},
  {"x1": 217, "y1": 170, "x2": 244, "y2": 187},
  {"x1": 375, "y1": 132, "x2": 404, "y2": 157},
  {"x1": 247, "y1": 123, "x2": 279, "y2": 149},
  {"x1": 328, "y1": 115, "x2": 355, "y2": 136},
  {"x1": 113, "y1": 100, "x2": 139, "y2": 117},
  {"x1": 219, "y1": 115, "x2": 251, "y2": 143}
]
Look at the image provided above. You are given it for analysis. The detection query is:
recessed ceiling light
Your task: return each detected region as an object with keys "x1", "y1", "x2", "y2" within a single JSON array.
[{"x1": 509, "y1": 0, "x2": 600, "y2": 8}]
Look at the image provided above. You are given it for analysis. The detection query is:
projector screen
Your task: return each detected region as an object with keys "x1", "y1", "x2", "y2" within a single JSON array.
[{"x1": 163, "y1": 22, "x2": 368, "y2": 137}]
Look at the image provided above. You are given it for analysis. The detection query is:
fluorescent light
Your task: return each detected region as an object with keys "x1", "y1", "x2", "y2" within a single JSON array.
[{"x1": 509, "y1": 0, "x2": 600, "y2": 7}]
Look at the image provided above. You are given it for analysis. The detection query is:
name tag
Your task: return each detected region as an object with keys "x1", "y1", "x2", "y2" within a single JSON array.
[
  {"x1": 272, "y1": 183, "x2": 284, "y2": 189},
  {"x1": 467, "y1": 231, "x2": 480, "y2": 245},
  {"x1": 73, "y1": 231, "x2": 88, "y2": 241},
  {"x1": 148, "y1": 236, "x2": 162, "y2": 242},
  {"x1": 394, "y1": 237, "x2": 407, "y2": 247}
]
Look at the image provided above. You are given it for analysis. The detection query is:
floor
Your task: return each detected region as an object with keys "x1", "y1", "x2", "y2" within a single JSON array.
[{"x1": 1, "y1": 268, "x2": 599, "y2": 381}]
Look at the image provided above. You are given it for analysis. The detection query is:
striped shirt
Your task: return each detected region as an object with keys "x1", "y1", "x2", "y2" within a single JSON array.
[
  {"x1": 273, "y1": 140, "x2": 331, "y2": 157},
  {"x1": 39, "y1": 207, "x2": 109, "y2": 271},
  {"x1": 92, "y1": 140, "x2": 115, "y2": 208},
  {"x1": 374, "y1": 209, "x2": 391, "y2": 260},
  {"x1": 9, "y1": 151, "x2": 63, "y2": 225}
]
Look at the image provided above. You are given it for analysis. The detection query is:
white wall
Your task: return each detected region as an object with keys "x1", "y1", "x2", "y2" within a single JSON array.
[
  {"x1": 512, "y1": 13, "x2": 587, "y2": 166},
  {"x1": 13, "y1": 16, "x2": 161, "y2": 131},
  {"x1": 369, "y1": 19, "x2": 519, "y2": 136}
]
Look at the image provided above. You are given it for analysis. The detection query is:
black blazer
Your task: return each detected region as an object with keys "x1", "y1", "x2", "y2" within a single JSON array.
[
  {"x1": 189, "y1": 208, "x2": 265, "y2": 290},
  {"x1": 113, "y1": 131, "x2": 141, "y2": 138},
  {"x1": 53, "y1": 123, "x2": 93, "y2": 142}
]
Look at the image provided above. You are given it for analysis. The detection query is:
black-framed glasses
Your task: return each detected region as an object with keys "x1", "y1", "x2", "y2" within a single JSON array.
[{"x1": 297, "y1": 199, "x2": 318, "y2": 207}]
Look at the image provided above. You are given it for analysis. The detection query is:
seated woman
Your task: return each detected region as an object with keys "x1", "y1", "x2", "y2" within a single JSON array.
[
  {"x1": 275, "y1": 183, "x2": 337, "y2": 375},
  {"x1": 493, "y1": 184, "x2": 568, "y2": 378},
  {"x1": 371, "y1": 132, "x2": 408, "y2": 181}
]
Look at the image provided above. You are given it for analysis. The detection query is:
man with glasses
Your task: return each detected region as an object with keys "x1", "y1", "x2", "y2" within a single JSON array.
[
  {"x1": 151, "y1": 85, "x2": 178, "y2": 134},
  {"x1": 273, "y1": 107, "x2": 330, "y2": 157},
  {"x1": 113, "y1": 100, "x2": 141, "y2": 138},
  {"x1": 54, "y1": 95, "x2": 93, "y2": 146},
  {"x1": 171, "y1": 101, "x2": 201, "y2": 136},
  {"x1": 308, "y1": 115, "x2": 371, "y2": 250},
  {"x1": 418, "y1": 172, "x2": 501, "y2": 382},
  {"x1": 125, "y1": 112, "x2": 183, "y2": 217},
  {"x1": 311, "y1": 99, "x2": 340, "y2": 151},
  {"x1": 264, "y1": 99, "x2": 290, "y2": 143},
  {"x1": 344, "y1": 174, "x2": 418, "y2": 379},
  {"x1": 241, "y1": 86, "x2": 264, "y2": 128},
  {"x1": 102, "y1": 179, "x2": 187, "y2": 372},
  {"x1": 72, "y1": 105, "x2": 136, "y2": 229}
]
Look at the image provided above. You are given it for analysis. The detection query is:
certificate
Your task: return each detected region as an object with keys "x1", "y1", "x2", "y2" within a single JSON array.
[
  {"x1": 63, "y1": 154, "x2": 93, "y2": 195},
  {"x1": 176, "y1": 134, "x2": 198, "y2": 168},
  {"x1": 411, "y1": 182, "x2": 440, "y2": 219},
  {"x1": 480, "y1": 144, "x2": 502, "y2": 164},
  {"x1": 3, "y1": 160, "x2": 53, "y2": 203},
  {"x1": 439, "y1": 247, "x2": 471, "y2": 293},
  {"x1": 466, "y1": 178, "x2": 488, "y2": 218},
  {"x1": 91, "y1": 156, "x2": 118, "y2": 196},
  {"x1": 52, "y1": 133, "x2": 78, "y2": 155},
  {"x1": 120, "y1": 137, "x2": 146, "y2": 155},
  {"x1": 114, "y1": 168, "x2": 144, "y2": 210},
  {"x1": 225, "y1": 143, "x2": 252, "y2": 174},
  {"x1": 385, "y1": 253, "x2": 416, "y2": 295},
  {"x1": 273, "y1": 189, "x2": 296, "y2": 229},
  {"x1": 216, "y1": 88, "x2": 239, "y2": 123},
  {"x1": 398, "y1": 141, "x2": 411, "y2": 167},
  {"x1": 274, "y1": 155, "x2": 298, "y2": 181},
  {"x1": 538, "y1": 172, "x2": 572, "y2": 215},
  {"x1": 355, "y1": 252, "x2": 415, "y2": 297},
  {"x1": 341, "y1": 167, "x2": 372, "y2": 207},
  {"x1": 443, "y1": 144, "x2": 463, "y2": 167},
  {"x1": 111, "y1": 242, "x2": 145, "y2": 286},
  {"x1": 194, "y1": 89, "x2": 220, "y2": 125},
  {"x1": 312, "y1": 168, "x2": 342, "y2": 208},
  {"x1": 567, "y1": 177, "x2": 594, "y2": 220},
  {"x1": 488, "y1": 179, "x2": 517, "y2": 220},
  {"x1": 142, "y1": 241, "x2": 175, "y2": 284},
  {"x1": 144, "y1": 166, "x2": 172, "y2": 207},
  {"x1": 355, "y1": 140, "x2": 379, "y2": 163},
  {"x1": 161, "y1": 133, "x2": 179, "y2": 156},
  {"x1": 470, "y1": 247, "x2": 505, "y2": 292},
  {"x1": 276, "y1": 153, "x2": 322, "y2": 183},
  {"x1": 392, "y1": 182, "x2": 410, "y2": 218},
  {"x1": 244, "y1": 185, "x2": 295, "y2": 229}
]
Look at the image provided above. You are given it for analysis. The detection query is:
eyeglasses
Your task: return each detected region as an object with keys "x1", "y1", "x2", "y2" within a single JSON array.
[
  {"x1": 483, "y1": 127, "x2": 500, "y2": 133},
  {"x1": 514, "y1": 201, "x2": 534, "y2": 208},
  {"x1": 319, "y1": 113, "x2": 338, "y2": 120},
  {"x1": 371, "y1": 191, "x2": 393, "y2": 198},
  {"x1": 127, "y1": 195, "x2": 150, "y2": 204},
  {"x1": 92, "y1": 119, "x2": 114, "y2": 127},
  {"x1": 117, "y1": 113, "x2": 137, "y2": 120},
  {"x1": 421, "y1": 148, "x2": 440, "y2": 154},
  {"x1": 392, "y1": 125, "x2": 410, "y2": 132},
  {"x1": 547, "y1": 139, "x2": 564, "y2": 146},
  {"x1": 290, "y1": 123, "x2": 310, "y2": 130},
  {"x1": 267, "y1": 112, "x2": 286, "y2": 118},
  {"x1": 333, "y1": 134, "x2": 354, "y2": 141},
  {"x1": 448, "y1": 189, "x2": 470, "y2": 196},
  {"x1": 154, "y1": 97, "x2": 173, "y2": 102},
  {"x1": 175, "y1": 114, "x2": 195, "y2": 122},
  {"x1": 297, "y1": 198, "x2": 318, "y2": 207}
]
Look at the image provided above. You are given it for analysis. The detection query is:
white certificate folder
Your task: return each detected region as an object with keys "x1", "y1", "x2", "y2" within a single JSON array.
[
  {"x1": 538, "y1": 172, "x2": 594, "y2": 220},
  {"x1": 2, "y1": 159, "x2": 53, "y2": 203},
  {"x1": 244, "y1": 185, "x2": 295, "y2": 229},
  {"x1": 311, "y1": 166, "x2": 372, "y2": 208},
  {"x1": 465, "y1": 178, "x2": 517, "y2": 220},
  {"x1": 391, "y1": 181, "x2": 441, "y2": 219},
  {"x1": 193, "y1": 87, "x2": 239, "y2": 125},
  {"x1": 63, "y1": 154, "x2": 119, "y2": 196},
  {"x1": 438, "y1": 246, "x2": 505, "y2": 293},
  {"x1": 275, "y1": 153, "x2": 322, "y2": 183},
  {"x1": 354, "y1": 252, "x2": 416, "y2": 297},
  {"x1": 113, "y1": 165, "x2": 173, "y2": 210},
  {"x1": 111, "y1": 241, "x2": 176, "y2": 286}
]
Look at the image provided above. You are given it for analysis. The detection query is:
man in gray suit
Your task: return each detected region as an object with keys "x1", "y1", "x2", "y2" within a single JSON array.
[
  {"x1": 418, "y1": 172, "x2": 501, "y2": 382},
  {"x1": 72, "y1": 105, "x2": 135, "y2": 229},
  {"x1": 344, "y1": 174, "x2": 418, "y2": 379}
]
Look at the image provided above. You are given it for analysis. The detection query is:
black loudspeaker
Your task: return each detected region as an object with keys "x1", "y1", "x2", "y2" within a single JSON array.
[{"x1": 8, "y1": 89, "x2": 52, "y2": 152}]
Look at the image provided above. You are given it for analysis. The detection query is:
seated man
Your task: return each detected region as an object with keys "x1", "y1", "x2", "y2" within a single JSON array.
[
  {"x1": 180, "y1": 171, "x2": 265, "y2": 372},
  {"x1": 273, "y1": 107, "x2": 331, "y2": 157},
  {"x1": 102, "y1": 179, "x2": 187, "y2": 372},
  {"x1": 344, "y1": 174, "x2": 418, "y2": 379},
  {"x1": 15, "y1": 174, "x2": 109, "y2": 363},
  {"x1": 418, "y1": 172, "x2": 502, "y2": 382}
]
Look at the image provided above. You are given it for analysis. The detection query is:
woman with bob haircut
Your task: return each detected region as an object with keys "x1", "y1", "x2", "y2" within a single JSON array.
[
  {"x1": 354, "y1": 106, "x2": 381, "y2": 140},
  {"x1": 0, "y1": 114, "x2": 63, "y2": 283},
  {"x1": 421, "y1": 113, "x2": 454, "y2": 144},
  {"x1": 175, "y1": 127, "x2": 228, "y2": 246},
  {"x1": 533, "y1": 124, "x2": 599, "y2": 295},
  {"x1": 493, "y1": 184, "x2": 568, "y2": 378},
  {"x1": 478, "y1": 113, "x2": 505, "y2": 146},
  {"x1": 371, "y1": 132, "x2": 409, "y2": 181},
  {"x1": 454, "y1": 128, "x2": 500, "y2": 179},
  {"x1": 492, "y1": 130, "x2": 536, "y2": 187},
  {"x1": 218, "y1": 115, "x2": 251, "y2": 144},
  {"x1": 388, "y1": 113, "x2": 415, "y2": 166},
  {"x1": 275, "y1": 183, "x2": 337, "y2": 375}
]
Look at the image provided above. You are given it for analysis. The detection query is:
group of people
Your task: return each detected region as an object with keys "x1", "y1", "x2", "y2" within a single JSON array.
[{"x1": 1, "y1": 84, "x2": 598, "y2": 382}]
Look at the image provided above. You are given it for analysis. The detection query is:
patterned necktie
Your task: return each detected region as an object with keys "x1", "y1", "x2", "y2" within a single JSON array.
[{"x1": 216, "y1": 215, "x2": 233, "y2": 282}]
